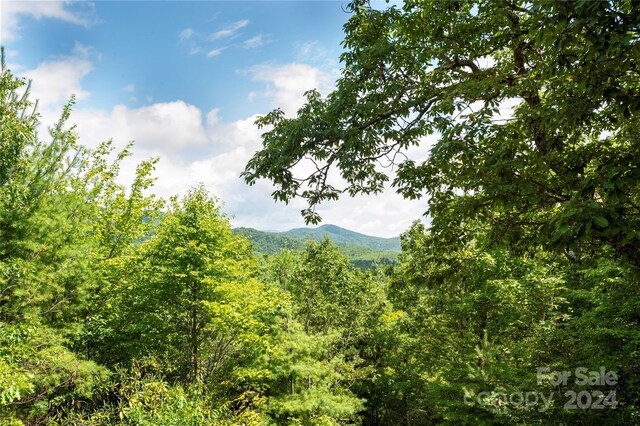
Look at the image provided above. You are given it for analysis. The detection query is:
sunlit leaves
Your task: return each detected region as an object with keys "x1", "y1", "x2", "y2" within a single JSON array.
[{"x1": 243, "y1": 0, "x2": 640, "y2": 267}]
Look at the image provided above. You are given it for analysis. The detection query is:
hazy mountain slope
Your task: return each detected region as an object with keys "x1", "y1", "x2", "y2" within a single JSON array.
[
  {"x1": 233, "y1": 227, "x2": 305, "y2": 254},
  {"x1": 233, "y1": 225, "x2": 400, "y2": 269},
  {"x1": 280, "y1": 224, "x2": 401, "y2": 251}
]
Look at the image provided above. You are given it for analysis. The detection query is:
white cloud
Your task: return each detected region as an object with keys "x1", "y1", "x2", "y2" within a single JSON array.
[
  {"x1": 68, "y1": 101, "x2": 308, "y2": 230},
  {"x1": 22, "y1": 56, "x2": 93, "y2": 110},
  {"x1": 72, "y1": 101, "x2": 209, "y2": 153},
  {"x1": 295, "y1": 41, "x2": 327, "y2": 61},
  {"x1": 318, "y1": 190, "x2": 427, "y2": 237},
  {"x1": 477, "y1": 55, "x2": 497, "y2": 70},
  {"x1": 206, "y1": 48, "x2": 223, "y2": 58},
  {"x1": 243, "y1": 34, "x2": 264, "y2": 49},
  {"x1": 72, "y1": 102, "x2": 304, "y2": 230},
  {"x1": 496, "y1": 97, "x2": 521, "y2": 121},
  {"x1": 71, "y1": 41, "x2": 96, "y2": 57},
  {"x1": 464, "y1": 96, "x2": 521, "y2": 123},
  {"x1": 179, "y1": 28, "x2": 194, "y2": 41},
  {"x1": 249, "y1": 63, "x2": 334, "y2": 115},
  {"x1": 69, "y1": 96, "x2": 425, "y2": 237},
  {"x1": 206, "y1": 108, "x2": 221, "y2": 127},
  {"x1": 206, "y1": 112, "x2": 263, "y2": 151},
  {"x1": 1, "y1": 1, "x2": 93, "y2": 41},
  {"x1": 179, "y1": 20, "x2": 257, "y2": 58},
  {"x1": 122, "y1": 84, "x2": 135, "y2": 93},
  {"x1": 241, "y1": 62, "x2": 429, "y2": 235},
  {"x1": 209, "y1": 19, "x2": 249, "y2": 41},
  {"x1": 319, "y1": 142, "x2": 433, "y2": 236},
  {"x1": 18, "y1": 51, "x2": 424, "y2": 238},
  {"x1": 293, "y1": 40, "x2": 340, "y2": 72}
]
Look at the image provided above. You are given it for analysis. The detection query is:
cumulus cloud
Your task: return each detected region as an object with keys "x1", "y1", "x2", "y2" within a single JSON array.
[
  {"x1": 72, "y1": 101, "x2": 210, "y2": 153},
  {"x1": 205, "y1": 110, "x2": 262, "y2": 149},
  {"x1": 249, "y1": 63, "x2": 334, "y2": 115},
  {"x1": 21, "y1": 55, "x2": 93, "y2": 109},
  {"x1": 16, "y1": 42, "x2": 99, "y2": 129},
  {"x1": 243, "y1": 62, "x2": 432, "y2": 235},
  {"x1": 68, "y1": 100, "x2": 311, "y2": 230},
  {"x1": 20, "y1": 50, "x2": 424, "y2": 237},
  {"x1": 318, "y1": 191, "x2": 427, "y2": 237},
  {"x1": 70, "y1": 97, "x2": 425, "y2": 236},
  {"x1": 1, "y1": 1, "x2": 93, "y2": 41}
]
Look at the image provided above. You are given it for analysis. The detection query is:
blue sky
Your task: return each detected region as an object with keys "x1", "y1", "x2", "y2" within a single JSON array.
[{"x1": 1, "y1": 0, "x2": 426, "y2": 237}]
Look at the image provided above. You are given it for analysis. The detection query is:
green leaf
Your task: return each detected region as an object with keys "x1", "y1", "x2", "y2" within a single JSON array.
[{"x1": 594, "y1": 216, "x2": 609, "y2": 227}]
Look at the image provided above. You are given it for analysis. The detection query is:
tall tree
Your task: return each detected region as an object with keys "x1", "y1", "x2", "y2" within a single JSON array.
[
  {"x1": 0, "y1": 53, "x2": 105, "y2": 424},
  {"x1": 243, "y1": 0, "x2": 640, "y2": 268},
  {"x1": 373, "y1": 221, "x2": 639, "y2": 425},
  {"x1": 98, "y1": 186, "x2": 279, "y2": 390},
  {"x1": 0, "y1": 53, "x2": 163, "y2": 424},
  {"x1": 261, "y1": 241, "x2": 387, "y2": 425}
]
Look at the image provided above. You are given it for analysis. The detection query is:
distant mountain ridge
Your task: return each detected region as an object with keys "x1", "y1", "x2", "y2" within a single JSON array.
[
  {"x1": 280, "y1": 224, "x2": 401, "y2": 251},
  {"x1": 233, "y1": 224, "x2": 401, "y2": 269}
]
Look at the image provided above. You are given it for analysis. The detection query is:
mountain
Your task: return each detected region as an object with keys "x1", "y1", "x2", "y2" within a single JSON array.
[
  {"x1": 233, "y1": 224, "x2": 401, "y2": 269},
  {"x1": 280, "y1": 224, "x2": 401, "y2": 251},
  {"x1": 233, "y1": 227, "x2": 305, "y2": 254}
]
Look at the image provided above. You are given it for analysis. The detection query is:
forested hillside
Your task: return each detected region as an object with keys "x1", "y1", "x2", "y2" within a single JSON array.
[
  {"x1": 234, "y1": 225, "x2": 399, "y2": 269},
  {"x1": 280, "y1": 224, "x2": 401, "y2": 252},
  {"x1": 2, "y1": 1, "x2": 640, "y2": 425},
  {"x1": 234, "y1": 227, "x2": 306, "y2": 253}
]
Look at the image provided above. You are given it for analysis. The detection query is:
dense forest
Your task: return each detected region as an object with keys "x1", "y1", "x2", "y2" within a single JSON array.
[{"x1": 2, "y1": 0, "x2": 640, "y2": 425}]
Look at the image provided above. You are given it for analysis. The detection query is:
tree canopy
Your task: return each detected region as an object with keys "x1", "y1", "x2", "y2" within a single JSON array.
[
  {"x1": 2, "y1": 2, "x2": 640, "y2": 423},
  {"x1": 243, "y1": 0, "x2": 640, "y2": 268}
]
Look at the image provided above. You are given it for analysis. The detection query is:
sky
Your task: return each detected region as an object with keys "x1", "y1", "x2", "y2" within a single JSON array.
[{"x1": 1, "y1": 0, "x2": 427, "y2": 237}]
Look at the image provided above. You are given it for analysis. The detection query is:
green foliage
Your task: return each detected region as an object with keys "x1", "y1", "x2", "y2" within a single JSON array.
[
  {"x1": 46, "y1": 359, "x2": 269, "y2": 425},
  {"x1": 287, "y1": 239, "x2": 385, "y2": 337},
  {"x1": 3, "y1": 2, "x2": 640, "y2": 422},
  {"x1": 235, "y1": 227, "x2": 306, "y2": 253},
  {"x1": 265, "y1": 321, "x2": 365, "y2": 425},
  {"x1": 337, "y1": 245, "x2": 397, "y2": 271},
  {"x1": 92, "y1": 187, "x2": 279, "y2": 389},
  {"x1": 370, "y1": 222, "x2": 640, "y2": 424},
  {"x1": 243, "y1": 0, "x2": 640, "y2": 269},
  {"x1": 258, "y1": 240, "x2": 389, "y2": 425},
  {"x1": 239, "y1": 6, "x2": 640, "y2": 420},
  {"x1": 0, "y1": 50, "x2": 160, "y2": 424},
  {"x1": 381, "y1": 223, "x2": 563, "y2": 423}
]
